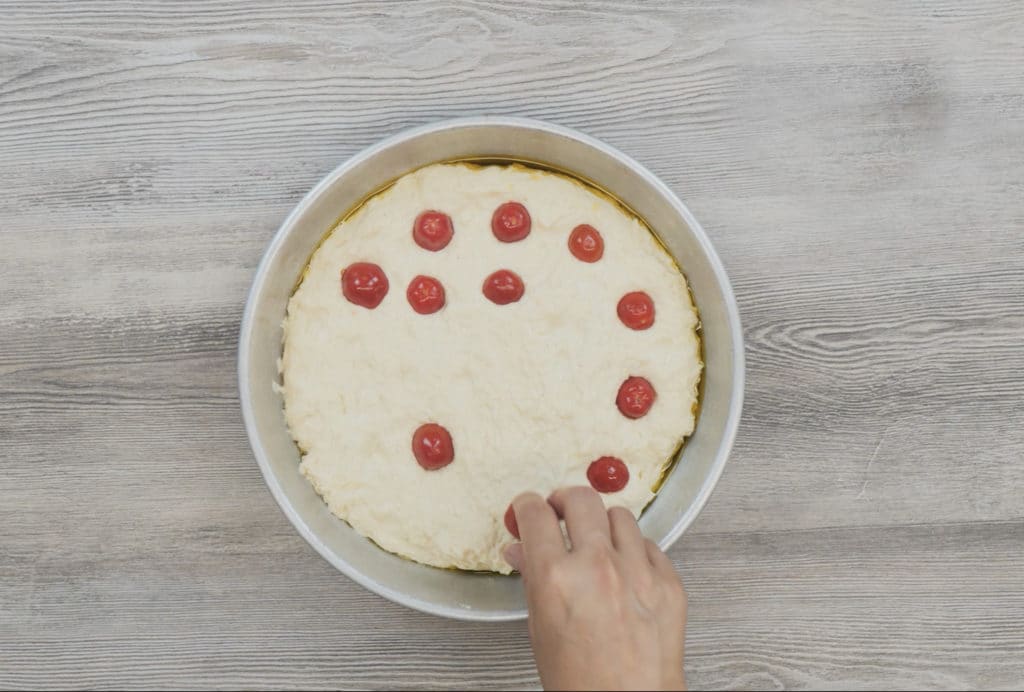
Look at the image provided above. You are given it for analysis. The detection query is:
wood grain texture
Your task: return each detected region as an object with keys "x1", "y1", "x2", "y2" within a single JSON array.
[{"x1": 1, "y1": 0, "x2": 1022, "y2": 689}]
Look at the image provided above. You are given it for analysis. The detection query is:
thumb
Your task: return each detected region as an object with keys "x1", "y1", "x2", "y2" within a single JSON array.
[{"x1": 502, "y1": 542, "x2": 525, "y2": 573}]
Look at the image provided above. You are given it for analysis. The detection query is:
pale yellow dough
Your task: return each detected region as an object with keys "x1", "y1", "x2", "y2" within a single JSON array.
[{"x1": 281, "y1": 163, "x2": 701, "y2": 574}]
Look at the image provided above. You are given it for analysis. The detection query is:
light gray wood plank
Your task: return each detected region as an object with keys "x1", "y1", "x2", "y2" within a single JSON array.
[
  {"x1": 1, "y1": 0, "x2": 1022, "y2": 689},
  {"x1": 2, "y1": 522, "x2": 1022, "y2": 689}
]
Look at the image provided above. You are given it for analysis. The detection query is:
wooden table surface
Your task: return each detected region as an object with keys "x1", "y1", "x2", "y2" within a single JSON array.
[{"x1": 2, "y1": 1, "x2": 1022, "y2": 689}]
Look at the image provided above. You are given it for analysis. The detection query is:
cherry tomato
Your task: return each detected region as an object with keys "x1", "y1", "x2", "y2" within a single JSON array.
[
  {"x1": 586, "y1": 456, "x2": 630, "y2": 493},
  {"x1": 491, "y1": 202, "x2": 531, "y2": 242},
  {"x1": 406, "y1": 275, "x2": 446, "y2": 314},
  {"x1": 341, "y1": 262, "x2": 389, "y2": 309},
  {"x1": 616, "y1": 376, "x2": 657, "y2": 419},
  {"x1": 568, "y1": 224, "x2": 604, "y2": 262},
  {"x1": 413, "y1": 211, "x2": 454, "y2": 251},
  {"x1": 411, "y1": 423, "x2": 454, "y2": 470},
  {"x1": 617, "y1": 291, "x2": 655, "y2": 330},
  {"x1": 504, "y1": 503, "x2": 520, "y2": 539},
  {"x1": 482, "y1": 269, "x2": 525, "y2": 305}
]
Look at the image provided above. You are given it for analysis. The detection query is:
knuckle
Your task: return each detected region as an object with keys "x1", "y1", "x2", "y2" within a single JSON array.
[
  {"x1": 544, "y1": 561, "x2": 576, "y2": 593},
  {"x1": 583, "y1": 544, "x2": 622, "y2": 587},
  {"x1": 589, "y1": 531, "x2": 616, "y2": 551}
]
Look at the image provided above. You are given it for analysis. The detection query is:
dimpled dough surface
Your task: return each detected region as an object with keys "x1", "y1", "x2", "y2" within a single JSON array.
[{"x1": 281, "y1": 163, "x2": 701, "y2": 574}]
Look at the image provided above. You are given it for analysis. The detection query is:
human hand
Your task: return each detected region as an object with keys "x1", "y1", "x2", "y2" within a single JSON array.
[{"x1": 503, "y1": 487, "x2": 687, "y2": 691}]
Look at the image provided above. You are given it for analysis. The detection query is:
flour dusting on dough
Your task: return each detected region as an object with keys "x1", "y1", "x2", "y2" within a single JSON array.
[{"x1": 282, "y1": 163, "x2": 701, "y2": 573}]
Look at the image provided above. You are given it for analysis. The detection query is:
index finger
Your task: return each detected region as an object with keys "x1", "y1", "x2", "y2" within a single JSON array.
[{"x1": 511, "y1": 492, "x2": 566, "y2": 575}]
